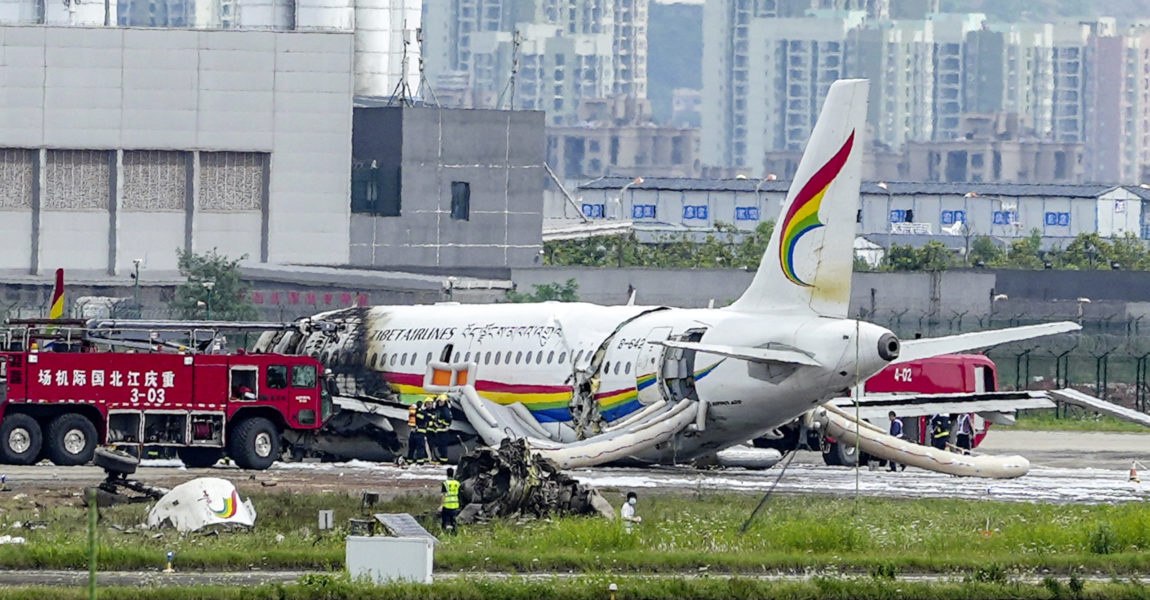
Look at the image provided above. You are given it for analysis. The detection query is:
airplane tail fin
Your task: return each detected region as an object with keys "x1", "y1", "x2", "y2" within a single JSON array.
[
  {"x1": 49, "y1": 268, "x2": 65, "y2": 319},
  {"x1": 728, "y1": 79, "x2": 868, "y2": 317}
]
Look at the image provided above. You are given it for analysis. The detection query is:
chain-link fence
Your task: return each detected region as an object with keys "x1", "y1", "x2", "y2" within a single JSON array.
[{"x1": 860, "y1": 307, "x2": 1150, "y2": 410}]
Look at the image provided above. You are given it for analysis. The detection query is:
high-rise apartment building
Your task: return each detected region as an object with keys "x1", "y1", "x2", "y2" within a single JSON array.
[
  {"x1": 848, "y1": 19, "x2": 934, "y2": 150},
  {"x1": 422, "y1": 0, "x2": 647, "y2": 124}
]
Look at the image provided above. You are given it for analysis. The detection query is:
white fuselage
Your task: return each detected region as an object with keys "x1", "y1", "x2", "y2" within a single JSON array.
[{"x1": 293, "y1": 301, "x2": 894, "y2": 464}]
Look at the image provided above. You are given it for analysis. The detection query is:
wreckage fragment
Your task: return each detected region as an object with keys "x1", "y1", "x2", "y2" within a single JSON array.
[
  {"x1": 146, "y1": 478, "x2": 257, "y2": 533},
  {"x1": 453, "y1": 439, "x2": 614, "y2": 524}
]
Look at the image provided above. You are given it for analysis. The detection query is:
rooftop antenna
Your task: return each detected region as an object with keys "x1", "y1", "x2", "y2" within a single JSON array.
[
  {"x1": 415, "y1": 27, "x2": 441, "y2": 108},
  {"x1": 496, "y1": 29, "x2": 521, "y2": 110},
  {"x1": 388, "y1": 21, "x2": 416, "y2": 107}
]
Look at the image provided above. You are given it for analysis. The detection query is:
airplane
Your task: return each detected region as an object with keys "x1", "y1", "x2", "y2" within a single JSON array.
[{"x1": 251, "y1": 79, "x2": 1080, "y2": 471}]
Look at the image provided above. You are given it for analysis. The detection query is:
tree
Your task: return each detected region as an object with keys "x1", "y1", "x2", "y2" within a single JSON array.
[
  {"x1": 506, "y1": 279, "x2": 579, "y2": 303},
  {"x1": 1002, "y1": 229, "x2": 1045, "y2": 270},
  {"x1": 542, "y1": 221, "x2": 775, "y2": 269},
  {"x1": 170, "y1": 249, "x2": 258, "y2": 320},
  {"x1": 917, "y1": 240, "x2": 955, "y2": 271},
  {"x1": 968, "y1": 235, "x2": 1004, "y2": 266},
  {"x1": 881, "y1": 241, "x2": 955, "y2": 272}
]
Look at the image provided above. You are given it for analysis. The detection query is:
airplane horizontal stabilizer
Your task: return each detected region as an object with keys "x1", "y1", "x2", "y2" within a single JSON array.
[
  {"x1": 1050, "y1": 388, "x2": 1150, "y2": 429},
  {"x1": 893, "y1": 322, "x2": 1081, "y2": 365},
  {"x1": 654, "y1": 340, "x2": 821, "y2": 367}
]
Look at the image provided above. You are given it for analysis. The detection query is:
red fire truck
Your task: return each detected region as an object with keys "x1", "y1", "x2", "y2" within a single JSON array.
[
  {"x1": 755, "y1": 354, "x2": 998, "y2": 465},
  {"x1": 0, "y1": 335, "x2": 332, "y2": 470}
]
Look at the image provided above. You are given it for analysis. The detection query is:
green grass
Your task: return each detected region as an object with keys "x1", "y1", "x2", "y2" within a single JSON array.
[
  {"x1": 7, "y1": 490, "x2": 1150, "y2": 575},
  {"x1": 1007, "y1": 410, "x2": 1149, "y2": 433},
  {"x1": 4, "y1": 576, "x2": 1150, "y2": 600}
]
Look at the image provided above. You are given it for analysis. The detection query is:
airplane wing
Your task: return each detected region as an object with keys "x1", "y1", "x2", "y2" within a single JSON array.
[
  {"x1": 893, "y1": 322, "x2": 1080, "y2": 364},
  {"x1": 653, "y1": 340, "x2": 821, "y2": 367},
  {"x1": 829, "y1": 390, "x2": 1054, "y2": 422}
]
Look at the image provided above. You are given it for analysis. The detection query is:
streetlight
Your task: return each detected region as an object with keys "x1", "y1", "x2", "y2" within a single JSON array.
[
  {"x1": 877, "y1": 181, "x2": 892, "y2": 254},
  {"x1": 754, "y1": 173, "x2": 777, "y2": 217},
  {"x1": 610, "y1": 177, "x2": 643, "y2": 267},
  {"x1": 202, "y1": 281, "x2": 215, "y2": 320},
  {"x1": 131, "y1": 258, "x2": 142, "y2": 317},
  {"x1": 612, "y1": 176, "x2": 644, "y2": 220}
]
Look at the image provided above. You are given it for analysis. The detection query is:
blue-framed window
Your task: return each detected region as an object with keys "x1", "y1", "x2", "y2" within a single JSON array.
[
  {"x1": 683, "y1": 205, "x2": 709, "y2": 220},
  {"x1": 941, "y1": 210, "x2": 966, "y2": 225},
  {"x1": 735, "y1": 206, "x2": 760, "y2": 221},
  {"x1": 992, "y1": 210, "x2": 1017, "y2": 225},
  {"x1": 1044, "y1": 211, "x2": 1070, "y2": 227},
  {"x1": 632, "y1": 204, "x2": 656, "y2": 219},
  {"x1": 1141, "y1": 224, "x2": 1150, "y2": 239},
  {"x1": 889, "y1": 209, "x2": 907, "y2": 223},
  {"x1": 581, "y1": 203, "x2": 605, "y2": 218}
]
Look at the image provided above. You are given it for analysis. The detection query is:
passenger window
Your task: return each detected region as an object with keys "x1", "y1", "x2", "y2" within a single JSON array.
[
  {"x1": 368, "y1": 353, "x2": 377, "y2": 369},
  {"x1": 625, "y1": 362, "x2": 631, "y2": 375},
  {"x1": 485, "y1": 351, "x2": 492, "y2": 364},
  {"x1": 377, "y1": 354, "x2": 386, "y2": 368},
  {"x1": 524, "y1": 351, "x2": 532, "y2": 364},
  {"x1": 547, "y1": 351, "x2": 555, "y2": 364},
  {"x1": 494, "y1": 352, "x2": 502, "y2": 365},
  {"x1": 453, "y1": 351, "x2": 461, "y2": 362},
  {"x1": 426, "y1": 352, "x2": 433, "y2": 364},
  {"x1": 390, "y1": 355, "x2": 398, "y2": 367},
  {"x1": 400, "y1": 353, "x2": 408, "y2": 366},
  {"x1": 267, "y1": 365, "x2": 288, "y2": 389},
  {"x1": 292, "y1": 364, "x2": 317, "y2": 388},
  {"x1": 464, "y1": 352, "x2": 471, "y2": 362},
  {"x1": 515, "y1": 351, "x2": 523, "y2": 364},
  {"x1": 604, "y1": 361, "x2": 610, "y2": 374},
  {"x1": 614, "y1": 362, "x2": 621, "y2": 375},
  {"x1": 559, "y1": 352, "x2": 567, "y2": 364},
  {"x1": 440, "y1": 344, "x2": 453, "y2": 362},
  {"x1": 575, "y1": 350, "x2": 584, "y2": 364},
  {"x1": 536, "y1": 352, "x2": 543, "y2": 365}
]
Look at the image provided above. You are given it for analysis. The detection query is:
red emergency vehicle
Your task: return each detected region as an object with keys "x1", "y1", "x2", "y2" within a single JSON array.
[
  {"x1": 755, "y1": 354, "x2": 998, "y2": 464},
  {"x1": 0, "y1": 339, "x2": 332, "y2": 470}
]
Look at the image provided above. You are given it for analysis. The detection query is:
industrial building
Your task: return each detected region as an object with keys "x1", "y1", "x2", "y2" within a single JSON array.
[
  {"x1": 568, "y1": 177, "x2": 1150, "y2": 245},
  {"x1": 0, "y1": 25, "x2": 355, "y2": 277},
  {"x1": 350, "y1": 101, "x2": 546, "y2": 270}
]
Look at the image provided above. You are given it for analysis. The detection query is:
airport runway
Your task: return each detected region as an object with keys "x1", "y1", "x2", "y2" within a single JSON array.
[{"x1": 2, "y1": 430, "x2": 1148, "y2": 505}]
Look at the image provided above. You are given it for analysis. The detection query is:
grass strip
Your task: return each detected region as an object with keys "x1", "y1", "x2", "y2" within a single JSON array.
[
  {"x1": 3, "y1": 575, "x2": 1150, "y2": 600},
  {"x1": 1008, "y1": 410, "x2": 1150, "y2": 433},
  {"x1": 5, "y1": 490, "x2": 1150, "y2": 575}
]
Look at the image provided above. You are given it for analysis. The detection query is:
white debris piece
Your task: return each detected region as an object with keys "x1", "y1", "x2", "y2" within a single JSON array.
[
  {"x1": 146, "y1": 478, "x2": 257, "y2": 533},
  {"x1": 0, "y1": 535, "x2": 25, "y2": 545}
]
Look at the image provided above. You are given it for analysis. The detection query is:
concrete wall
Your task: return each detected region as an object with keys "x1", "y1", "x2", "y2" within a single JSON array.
[
  {"x1": 350, "y1": 106, "x2": 546, "y2": 269},
  {"x1": 0, "y1": 26, "x2": 354, "y2": 276}
]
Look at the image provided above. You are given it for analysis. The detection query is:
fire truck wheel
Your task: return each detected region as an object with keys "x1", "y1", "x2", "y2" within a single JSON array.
[
  {"x1": 822, "y1": 441, "x2": 859, "y2": 467},
  {"x1": 45, "y1": 414, "x2": 99, "y2": 466},
  {"x1": 228, "y1": 417, "x2": 280, "y2": 470},
  {"x1": 0, "y1": 414, "x2": 43, "y2": 465},
  {"x1": 177, "y1": 447, "x2": 224, "y2": 469}
]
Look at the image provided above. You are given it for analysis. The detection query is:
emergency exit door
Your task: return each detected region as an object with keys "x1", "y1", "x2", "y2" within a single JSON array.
[{"x1": 635, "y1": 327, "x2": 672, "y2": 405}]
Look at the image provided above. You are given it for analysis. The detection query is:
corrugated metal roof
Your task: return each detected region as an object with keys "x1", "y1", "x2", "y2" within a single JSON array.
[{"x1": 578, "y1": 177, "x2": 1150, "y2": 199}]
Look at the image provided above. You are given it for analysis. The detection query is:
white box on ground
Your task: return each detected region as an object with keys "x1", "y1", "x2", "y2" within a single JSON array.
[{"x1": 345, "y1": 536, "x2": 434, "y2": 584}]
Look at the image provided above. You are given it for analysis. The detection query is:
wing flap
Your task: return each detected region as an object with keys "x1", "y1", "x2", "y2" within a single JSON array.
[{"x1": 653, "y1": 340, "x2": 821, "y2": 367}]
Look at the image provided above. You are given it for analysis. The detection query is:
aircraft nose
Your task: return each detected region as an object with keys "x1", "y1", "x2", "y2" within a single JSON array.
[{"x1": 878, "y1": 332, "x2": 900, "y2": 362}]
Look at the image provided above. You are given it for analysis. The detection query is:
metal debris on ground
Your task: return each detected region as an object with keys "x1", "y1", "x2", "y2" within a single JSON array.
[{"x1": 454, "y1": 439, "x2": 615, "y2": 524}]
